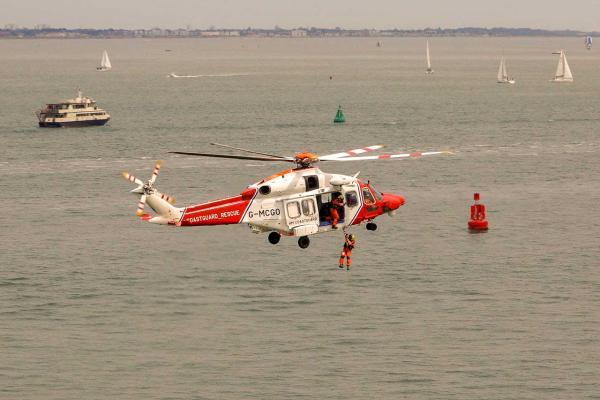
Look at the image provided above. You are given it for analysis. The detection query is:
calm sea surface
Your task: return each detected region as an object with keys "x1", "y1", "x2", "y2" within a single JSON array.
[{"x1": 1, "y1": 38, "x2": 599, "y2": 399}]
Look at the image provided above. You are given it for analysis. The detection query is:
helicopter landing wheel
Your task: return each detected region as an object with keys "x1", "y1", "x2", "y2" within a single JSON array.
[
  {"x1": 298, "y1": 236, "x2": 310, "y2": 249},
  {"x1": 366, "y1": 222, "x2": 378, "y2": 231},
  {"x1": 268, "y1": 232, "x2": 281, "y2": 245}
]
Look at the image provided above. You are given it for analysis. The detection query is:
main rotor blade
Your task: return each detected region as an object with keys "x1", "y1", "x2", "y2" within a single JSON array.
[
  {"x1": 320, "y1": 145, "x2": 384, "y2": 159},
  {"x1": 320, "y1": 150, "x2": 453, "y2": 161},
  {"x1": 169, "y1": 151, "x2": 295, "y2": 163},
  {"x1": 210, "y1": 143, "x2": 293, "y2": 160}
]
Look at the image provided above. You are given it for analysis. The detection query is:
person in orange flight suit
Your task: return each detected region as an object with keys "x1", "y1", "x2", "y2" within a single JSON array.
[
  {"x1": 339, "y1": 233, "x2": 356, "y2": 270},
  {"x1": 330, "y1": 194, "x2": 344, "y2": 229}
]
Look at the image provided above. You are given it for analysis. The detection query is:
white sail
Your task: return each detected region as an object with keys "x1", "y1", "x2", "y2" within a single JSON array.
[
  {"x1": 555, "y1": 51, "x2": 564, "y2": 78},
  {"x1": 426, "y1": 41, "x2": 431, "y2": 69},
  {"x1": 562, "y1": 53, "x2": 573, "y2": 80},
  {"x1": 496, "y1": 56, "x2": 514, "y2": 83},
  {"x1": 425, "y1": 40, "x2": 433, "y2": 73},
  {"x1": 99, "y1": 50, "x2": 112, "y2": 70},
  {"x1": 497, "y1": 57, "x2": 505, "y2": 81},
  {"x1": 553, "y1": 50, "x2": 573, "y2": 82}
]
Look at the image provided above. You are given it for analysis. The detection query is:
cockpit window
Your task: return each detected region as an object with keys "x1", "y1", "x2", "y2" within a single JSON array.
[
  {"x1": 369, "y1": 184, "x2": 383, "y2": 201},
  {"x1": 363, "y1": 187, "x2": 376, "y2": 205}
]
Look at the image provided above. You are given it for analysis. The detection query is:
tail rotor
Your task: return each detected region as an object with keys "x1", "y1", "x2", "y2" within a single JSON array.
[
  {"x1": 149, "y1": 160, "x2": 161, "y2": 185},
  {"x1": 122, "y1": 160, "x2": 176, "y2": 218},
  {"x1": 136, "y1": 194, "x2": 147, "y2": 217},
  {"x1": 122, "y1": 171, "x2": 143, "y2": 186}
]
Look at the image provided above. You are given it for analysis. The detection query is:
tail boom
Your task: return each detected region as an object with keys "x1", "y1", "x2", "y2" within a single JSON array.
[
  {"x1": 179, "y1": 188, "x2": 256, "y2": 226},
  {"x1": 144, "y1": 194, "x2": 183, "y2": 224}
]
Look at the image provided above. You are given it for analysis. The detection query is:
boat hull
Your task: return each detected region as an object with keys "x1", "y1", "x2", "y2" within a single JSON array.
[{"x1": 39, "y1": 118, "x2": 110, "y2": 128}]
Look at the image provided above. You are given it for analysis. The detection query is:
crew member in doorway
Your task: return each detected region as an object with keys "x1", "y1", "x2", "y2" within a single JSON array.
[
  {"x1": 339, "y1": 233, "x2": 356, "y2": 270},
  {"x1": 331, "y1": 194, "x2": 344, "y2": 229}
]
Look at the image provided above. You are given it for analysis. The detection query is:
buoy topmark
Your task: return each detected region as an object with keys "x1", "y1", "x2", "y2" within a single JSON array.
[{"x1": 468, "y1": 192, "x2": 488, "y2": 231}]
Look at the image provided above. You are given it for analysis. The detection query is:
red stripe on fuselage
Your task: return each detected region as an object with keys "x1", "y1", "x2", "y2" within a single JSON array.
[{"x1": 180, "y1": 188, "x2": 256, "y2": 226}]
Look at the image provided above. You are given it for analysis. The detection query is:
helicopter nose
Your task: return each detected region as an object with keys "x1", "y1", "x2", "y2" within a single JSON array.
[{"x1": 383, "y1": 193, "x2": 405, "y2": 210}]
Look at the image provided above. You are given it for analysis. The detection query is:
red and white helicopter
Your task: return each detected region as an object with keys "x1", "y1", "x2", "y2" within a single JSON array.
[{"x1": 122, "y1": 144, "x2": 451, "y2": 248}]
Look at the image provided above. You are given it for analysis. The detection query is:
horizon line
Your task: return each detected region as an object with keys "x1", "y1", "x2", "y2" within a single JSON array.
[{"x1": 2, "y1": 25, "x2": 599, "y2": 34}]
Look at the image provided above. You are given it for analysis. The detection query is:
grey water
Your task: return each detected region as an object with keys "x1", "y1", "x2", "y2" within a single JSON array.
[{"x1": 1, "y1": 37, "x2": 599, "y2": 399}]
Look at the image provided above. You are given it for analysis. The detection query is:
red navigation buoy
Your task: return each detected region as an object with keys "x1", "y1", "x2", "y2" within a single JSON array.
[{"x1": 468, "y1": 193, "x2": 488, "y2": 231}]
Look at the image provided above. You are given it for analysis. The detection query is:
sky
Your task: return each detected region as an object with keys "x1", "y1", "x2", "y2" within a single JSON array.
[{"x1": 3, "y1": 0, "x2": 600, "y2": 31}]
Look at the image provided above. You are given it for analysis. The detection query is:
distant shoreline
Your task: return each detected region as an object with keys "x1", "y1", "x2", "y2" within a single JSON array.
[{"x1": 0, "y1": 27, "x2": 597, "y2": 39}]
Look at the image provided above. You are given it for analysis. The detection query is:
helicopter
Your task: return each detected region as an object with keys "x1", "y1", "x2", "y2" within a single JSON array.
[{"x1": 122, "y1": 143, "x2": 451, "y2": 248}]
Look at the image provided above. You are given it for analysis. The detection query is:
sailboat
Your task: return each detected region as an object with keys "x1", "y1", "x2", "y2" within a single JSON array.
[
  {"x1": 425, "y1": 40, "x2": 433, "y2": 74},
  {"x1": 550, "y1": 50, "x2": 573, "y2": 82},
  {"x1": 497, "y1": 56, "x2": 515, "y2": 84},
  {"x1": 97, "y1": 50, "x2": 112, "y2": 71}
]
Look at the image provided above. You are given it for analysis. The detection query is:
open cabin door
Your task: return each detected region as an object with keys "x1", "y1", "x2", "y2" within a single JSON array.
[
  {"x1": 342, "y1": 184, "x2": 361, "y2": 227},
  {"x1": 284, "y1": 196, "x2": 319, "y2": 237}
]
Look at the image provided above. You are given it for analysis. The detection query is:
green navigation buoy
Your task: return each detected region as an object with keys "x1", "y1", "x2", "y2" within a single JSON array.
[{"x1": 333, "y1": 105, "x2": 345, "y2": 123}]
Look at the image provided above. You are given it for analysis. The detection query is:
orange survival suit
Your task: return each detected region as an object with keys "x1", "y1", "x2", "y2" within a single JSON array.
[
  {"x1": 330, "y1": 195, "x2": 344, "y2": 229},
  {"x1": 339, "y1": 233, "x2": 356, "y2": 269}
]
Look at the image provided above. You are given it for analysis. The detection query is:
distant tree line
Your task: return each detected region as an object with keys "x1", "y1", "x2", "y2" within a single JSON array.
[{"x1": 0, "y1": 26, "x2": 597, "y2": 39}]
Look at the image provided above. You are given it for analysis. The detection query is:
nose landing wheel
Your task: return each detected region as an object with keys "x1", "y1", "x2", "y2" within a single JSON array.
[
  {"x1": 268, "y1": 232, "x2": 281, "y2": 244},
  {"x1": 298, "y1": 236, "x2": 310, "y2": 249},
  {"x1": 366, "y1": 222, "x2": 377, "y2": 231}
]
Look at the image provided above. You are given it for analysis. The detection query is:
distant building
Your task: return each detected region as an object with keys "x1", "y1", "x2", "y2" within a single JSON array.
[
  {"x1": 173, "y1": 29, "x2": 190, "y2": 37},
  {"x1": 148, "y1": 28, "x2": 164, "y2": 37},
  {"x1": 291, "y1": 29, "x2": 307, "y2": 37}
]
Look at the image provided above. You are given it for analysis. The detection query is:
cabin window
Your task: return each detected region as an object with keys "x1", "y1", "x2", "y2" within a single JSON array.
[
  {"x1": 304, "y1": 175, "x2": 319, "y2": 191},
  {"x1": 363, "y1": 188, "x2": 376, "y2": 205},
  {"x1": 301, "y1": 199, "x2": 316, "y2": 216},
  {"x1": 345, "y1": 191, "x2": 358, "y2": 207},
  {"x1": 286, "y1": 201, "x2": 301, "y2": 219}
]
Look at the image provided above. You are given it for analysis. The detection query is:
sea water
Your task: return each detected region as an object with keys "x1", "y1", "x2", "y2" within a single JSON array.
[{"x1": 1, "y1": 37, "x2": 599, "y2": 399}]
